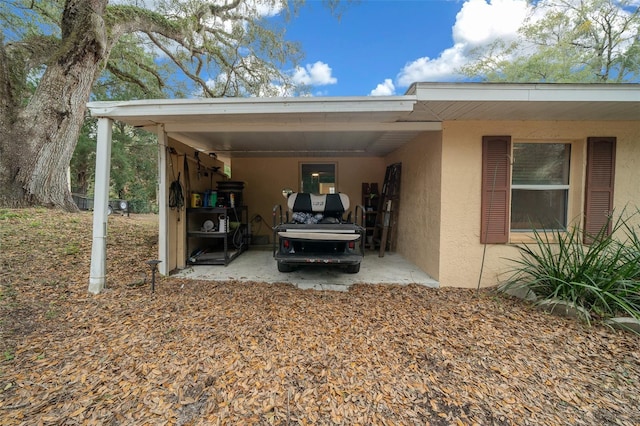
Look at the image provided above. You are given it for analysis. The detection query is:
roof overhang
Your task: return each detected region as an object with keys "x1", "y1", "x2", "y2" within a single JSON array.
[
  {"x1": 87, "y1": 96, "x2": 438, "y2": 157},
  {"x1": 407, "y1": 82, "x2": 640, "y2": 121},
  {"x1": 87, "y1": 83, "x2": 639, "y2": 158}
]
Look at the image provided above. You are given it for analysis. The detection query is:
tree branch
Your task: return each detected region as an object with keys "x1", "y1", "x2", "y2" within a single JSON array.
[
  {"x1": 106, "y1": 5, "x2": 187, "y2": 45},
  {"x1": 0, "y1": 35, "x2": 14, "y2": 122},
  {"x1": 105, "y1": 63, "x2": 152, "y2": 94},
  {"x1": 5, "y1": 34, "x2": 60, "y2": 69},
  {"x1": 137, "y1": 62, "x2": 164, "y2": 90},
  {"x1": 145, "y1": 32, "x2": 215, "y2": 97}
]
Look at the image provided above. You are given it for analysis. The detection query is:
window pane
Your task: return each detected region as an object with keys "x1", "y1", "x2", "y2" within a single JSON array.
[
  {"x1": 511, "y1": 189, "x2": 568, "y2": 230},
  {"x1": 512, "y1": 143, "x2": 570, "y2": 185},
  {"x1": 301, "y1": 163, "x2": 336, "y2": 194}
]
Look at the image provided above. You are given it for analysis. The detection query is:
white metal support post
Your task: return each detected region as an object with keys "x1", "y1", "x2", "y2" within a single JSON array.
[
  {"x1": 157, "y1": 125, "x2": 169, "y2": 275},
  {"x1": 89, "y1": 118, "x2": 113, "y2": 294}
]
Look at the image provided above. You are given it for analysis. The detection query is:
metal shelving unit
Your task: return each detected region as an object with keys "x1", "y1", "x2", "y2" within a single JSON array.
[{"x1": 186, "y1": 206, "x2": 248, "y2": 265}]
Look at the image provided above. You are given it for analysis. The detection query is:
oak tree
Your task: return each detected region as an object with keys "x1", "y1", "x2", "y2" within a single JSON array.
[
  {"x1": 1, "y1": 0, "x2": 340, "y2": 210},
  {"x1": 462, "y1": 0, "x2": 640, "y2": 83}
]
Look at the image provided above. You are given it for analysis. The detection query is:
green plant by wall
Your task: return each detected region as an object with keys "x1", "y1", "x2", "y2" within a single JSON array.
[{"x1": 502, "y1": 208, "x2": 640, "y2": 324}]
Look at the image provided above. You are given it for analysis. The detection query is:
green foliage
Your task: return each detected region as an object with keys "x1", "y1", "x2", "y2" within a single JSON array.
[
  {"x1": 0, "y1": 1, "x2": 63, "y2": 107},
  {"x1": 3, "y1": 350, "x2": 15, "y2": 362},
  {"x1": 95, "y1": 33, "x2": 170, "y2": 99},
  {"x1": 72, "y1": 79, "x2": 159, "y2": 213},
  {"x1": 70, "y1": 118, "x2": 97, "y2": 195},
  {"x1": 2, "y1": 0, "x2": 327, "y2": 99},
  {"x1": 462, "y1": 0, "x2": 640, "y2": 83},
  {"x1": 64, "y1": 243, "x2": 80, "y2": 256},
  {"x1": 503, "y1": 209, "x2": 640, "y2": 323},
  {"x1": 0, "y1": 1, "x2": 62, "y2": 42},
  {"x1": 70, "y1": 119, "x2": 158, "y2": 213}
]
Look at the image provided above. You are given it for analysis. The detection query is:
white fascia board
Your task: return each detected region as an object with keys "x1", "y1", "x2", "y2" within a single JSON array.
[
  {"x1": 87, "y1": 96, "x2": 418, "y2": 118},
  {"x1": 413, "y1": 82, "x2": 640, "y2": 103},
  {"x1": 163, "y1": 121, "x2": 441, "y2": 133}
]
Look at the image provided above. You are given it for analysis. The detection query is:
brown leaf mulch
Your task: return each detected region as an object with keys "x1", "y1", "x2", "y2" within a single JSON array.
[{"x1": 0, "y1": 209, "x2": 638, "y2": 425}]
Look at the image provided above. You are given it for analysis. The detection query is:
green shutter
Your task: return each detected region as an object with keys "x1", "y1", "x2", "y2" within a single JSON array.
[{"x1": 481, "y1": 136, "x2": 511, "y2": 244}]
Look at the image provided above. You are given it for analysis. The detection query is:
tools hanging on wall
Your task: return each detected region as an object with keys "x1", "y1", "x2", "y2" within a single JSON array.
[{"x1": 167, "y1": 147, "x2": 184, "y2": 212}]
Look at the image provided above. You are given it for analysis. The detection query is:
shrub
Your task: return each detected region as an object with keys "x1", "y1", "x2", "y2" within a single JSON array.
[{"x1": 502, "y1": 209, "x2": 640, "y2": 324}]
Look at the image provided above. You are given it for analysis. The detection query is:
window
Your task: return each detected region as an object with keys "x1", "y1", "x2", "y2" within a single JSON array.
[
  {"x1": 481, "y1": 136, "x2": 615, "y2": 244},
  {"x1": 510, "y1": 143, "x2": 570, "y2": 231},
  {"x1": 300, "y1": 163, "x2": 336, "y2": 194}
]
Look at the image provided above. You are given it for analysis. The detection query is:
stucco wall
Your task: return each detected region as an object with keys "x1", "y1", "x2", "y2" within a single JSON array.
[
  {"x1": 164, "y1": 120, "x2": 638, "y2": 286},
  {"x1": 231, "y1": 157, "x2": 386, "y2": 243},
  {"x1": 385, "y1": 132, "x2": 443, "y2": 281},
  {"x1": 437, "y1": 120, "x2": 640, "y2": 289}
]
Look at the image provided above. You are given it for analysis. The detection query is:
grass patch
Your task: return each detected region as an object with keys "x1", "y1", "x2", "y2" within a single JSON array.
[
  {"x1": 0, "y1": 282, "x2": 17, "y2": 302},
  {"x1": 0, "y1": 210, "x2": 22, "y2": 220},
  {"x1": 64, "y1": 243, "x2": 80, "y2": 255},
  {"x1": 3, "y1": 350, "x2": 15, "y2": 362}
]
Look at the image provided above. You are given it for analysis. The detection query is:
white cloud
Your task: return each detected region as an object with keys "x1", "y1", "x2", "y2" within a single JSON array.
[
  {"x1": 383, "y1": 0, "x2": 531, "y2": 90},
  {"x1": 452, "y1": 0, "x2": 529, "y2": 48},
  {"x1": 250, "y1": 0, "x2": 285, "y2": 17},
  {"x1": 369, "y1": 79, "x2": 396, "y2": 96},
  {"x1": 396, "y1": 44, "x2": 470, "y2": 86},
  {"x1": 292, "y1": 61, "x2": 338, "y2": 86}
]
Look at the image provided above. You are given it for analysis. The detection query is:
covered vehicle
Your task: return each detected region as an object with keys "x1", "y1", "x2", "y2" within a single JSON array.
[{"x1": 272, "y1": 193, "x2": 365, "y2": 273}]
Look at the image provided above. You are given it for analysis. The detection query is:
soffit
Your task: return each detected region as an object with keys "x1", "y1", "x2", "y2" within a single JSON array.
[
  {"x1": 87, "y1": 83, "x2": 639, "y2": 158},
  {"x1": 409, "y1": 82, "x2": 640, "y2": 121},
  {"x1": 88, "y1": 96, "x2": 440, "y2": 158}
]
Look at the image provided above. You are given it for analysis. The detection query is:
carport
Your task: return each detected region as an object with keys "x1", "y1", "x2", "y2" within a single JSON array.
[
  {"x1": 87, "y1": 94, "x2": 441, "y2": 293},
  {"x1": 88, "y1": 82, "x2": 639, "y2": 294}
]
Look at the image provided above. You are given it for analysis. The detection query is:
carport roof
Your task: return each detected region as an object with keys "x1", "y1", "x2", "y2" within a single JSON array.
[{"x1": 87, "y1": 82, "x2": 640, "y2": 158}]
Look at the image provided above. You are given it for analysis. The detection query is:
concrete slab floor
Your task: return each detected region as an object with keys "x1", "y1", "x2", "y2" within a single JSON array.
[{"x1": 172, "y1": 247, "x2": 439, "y2": 291}]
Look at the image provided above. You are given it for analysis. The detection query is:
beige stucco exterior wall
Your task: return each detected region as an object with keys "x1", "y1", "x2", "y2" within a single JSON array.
[
  {"x1": 231, "y1": 157, "x2": 386, "y2": 243},
  {"x1": 385, "y1": 131, "x2": 443, "y2": 281},
  {"x1": 437, "y1": 120, "x2": 640, "y2": 289},
  {"x1": 163, "y1": 120, "x2": 638, "y2": 287}
]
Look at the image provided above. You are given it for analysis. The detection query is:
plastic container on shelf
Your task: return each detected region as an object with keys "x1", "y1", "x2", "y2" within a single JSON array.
[
  {"x1": 191, "y1": 193, "x2": 202, "y2": 208},
  {"x1": 203, "y1": 190, "x2": 218, "y2": 207}
]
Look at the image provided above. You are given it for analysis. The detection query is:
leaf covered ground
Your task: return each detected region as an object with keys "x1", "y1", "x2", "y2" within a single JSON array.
[{"x1": 0, "y1": 209, "x2": 638, "y2": 425}]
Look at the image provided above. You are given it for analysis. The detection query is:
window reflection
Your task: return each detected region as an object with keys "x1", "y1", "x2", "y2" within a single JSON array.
[{"x1": 300, "y1": 163, "x2": 336, "y2": 194}]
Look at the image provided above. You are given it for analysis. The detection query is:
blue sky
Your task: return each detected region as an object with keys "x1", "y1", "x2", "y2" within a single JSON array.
[
  {"x1": 129, "y1": 0, "x2": 636, "y2": 97},
  {"x1": 285, "y1": 0, "x2": 462, "y2": 96},
  {"x1": 279, "y1": 0, "x2": 531, "y2": 96}
]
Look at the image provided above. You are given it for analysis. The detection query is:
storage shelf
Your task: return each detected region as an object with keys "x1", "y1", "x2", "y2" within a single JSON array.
[
  {"x1": 187, "y1": 231, "x2": 234, "y2": 237},
  {"x1": 186, "y1": 206, "x2": 248, "y2": 265},
  {"x1": 362, "y1": 182, "x2": 379, "y2": 251},
  {"x1": 187, "y1": 249, "x2": 244, "y2": 265}
]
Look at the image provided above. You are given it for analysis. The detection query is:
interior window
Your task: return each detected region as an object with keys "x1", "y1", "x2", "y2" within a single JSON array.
[
  {"x1": 300, "y1": 163, "x2": 336, "y2": 194},
  {"x1": 511, "y1": 143, "x2": 571, "y2": 231}
]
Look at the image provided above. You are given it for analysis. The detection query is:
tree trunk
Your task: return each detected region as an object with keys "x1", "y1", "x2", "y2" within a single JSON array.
[{"x1": 0, "y1": 0, "x2": 109, "y2": 211}]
